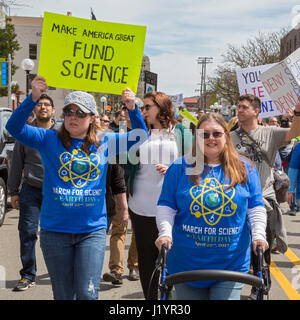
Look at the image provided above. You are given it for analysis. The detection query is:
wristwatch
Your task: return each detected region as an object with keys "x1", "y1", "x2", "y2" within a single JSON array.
[{"x1": 294, "y1": 109, "x2": 300, "y2": 116}]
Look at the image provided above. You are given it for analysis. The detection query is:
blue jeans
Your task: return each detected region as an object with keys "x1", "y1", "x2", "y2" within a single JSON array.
[
  {"x1": 174, "y1": 281, "x2": 244, "y2": 300},
  {"x1": 290, "y1": 193, "x2": 299, "y2": 211},
  {"x1": 19, "y1": 183, "x2": 42, "y2": 281},
  {"x1": 40, "y1": 228, "x2": 106, "y2": 300}
]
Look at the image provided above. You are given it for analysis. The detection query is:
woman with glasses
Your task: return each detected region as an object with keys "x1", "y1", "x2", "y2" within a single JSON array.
[
  {"x1": 6, "y1": 76, "x2": 148, "y2": 300},
  {"x1": 126, "y1": 91, "x2": 193, "y2": 299},
  {"x1": 100, "y1": 114, "x2": 111, "y2": 130},
  {"x1": 155, "y1": 113, "x2": 268, "y2": 300}
]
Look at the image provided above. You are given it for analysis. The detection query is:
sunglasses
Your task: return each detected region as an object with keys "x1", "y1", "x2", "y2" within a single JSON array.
[
  {"x1": 63, "y1": 108, "x2": 90, "y2": 118},
  {"x1": 143, "y1": 104, "x2": 155, "y2": 111},
  {"x1": 37, "y1": 102, "x2": 52, "y2": 107},
  {"x1": 200, "y1": 131, "x2": 225, "y2": 139},
  {"x1": 101, "y1": 119, "x2": 110, "y2": 123}
]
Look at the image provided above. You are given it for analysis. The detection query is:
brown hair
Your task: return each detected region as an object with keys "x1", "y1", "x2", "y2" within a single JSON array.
[
  {"x1": 57, "y1": 116, "x2": 100, "y2": 154},
  {"x1": 239, "y1": 94, "x2": 261, "y2": 114},
  {"x1": 144, "y1": 91, "x2": 176, "y2": 129},
  {"x1": 191, "y1": 113, "x2": 248, "y2": 188}
]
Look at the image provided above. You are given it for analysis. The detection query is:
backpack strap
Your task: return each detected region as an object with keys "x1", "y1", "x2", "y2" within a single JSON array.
[{"x1": 236, "y1": 127, "x2": 272, "y2": 167}]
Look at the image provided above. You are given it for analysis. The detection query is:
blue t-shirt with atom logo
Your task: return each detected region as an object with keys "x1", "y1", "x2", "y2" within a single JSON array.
[
  {"x1": 6, "y1": 94, "x2": 148, "y2": 234},
  {"x1": 158, "y1": 156, "x2": 264, "y2": 288}
]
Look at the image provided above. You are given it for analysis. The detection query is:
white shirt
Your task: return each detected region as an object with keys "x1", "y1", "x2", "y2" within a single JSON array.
[{"x1": 128, "y1": 130, "x2": 178, "y2": 217}]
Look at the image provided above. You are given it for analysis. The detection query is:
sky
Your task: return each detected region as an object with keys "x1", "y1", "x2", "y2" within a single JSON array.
[{"x1": 5, "y1": 0, "x2": 300, "y2": 97}]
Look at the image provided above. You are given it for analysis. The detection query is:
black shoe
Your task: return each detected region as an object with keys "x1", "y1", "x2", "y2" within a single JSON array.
[
  {"x1": 128, "y1": 269, "x2": 139, "y2": 281},
  {"x1": 13, "y1": 278, "x2": 35, "y2": 291},
  {"x1": 103, "y1": 271, "x2": 123, "y2": 285},
  {"x1": 112, "y1": 274, "x2": 123, "y2": 285},
  {"x1": 103, "y1": 272, "x2": 116, "y2": 282}
]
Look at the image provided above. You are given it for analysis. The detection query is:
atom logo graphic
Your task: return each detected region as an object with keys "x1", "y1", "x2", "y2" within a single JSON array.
[
  {"x1": 189, "y1": 178, "x2": 237, "y2": 226},
  {"x1": 58, "y1": 149, "x2": 101, "y2": 188}
]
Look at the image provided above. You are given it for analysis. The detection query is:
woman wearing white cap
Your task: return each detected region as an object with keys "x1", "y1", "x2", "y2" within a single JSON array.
[{"x1": 6, "y1": 76, "x2": 148, "y2": 300}]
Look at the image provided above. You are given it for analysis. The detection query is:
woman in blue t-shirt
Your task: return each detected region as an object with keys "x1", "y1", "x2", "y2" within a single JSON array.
[
  {"x1": 287, "y1": 141, "x2": 300, "y2": 215},
  {"x1": 6, "y1": 76, "x2": 148, "y2": 300},
  {"x1": 155, "y1": 113, "x2": 268, "y2": 300}
]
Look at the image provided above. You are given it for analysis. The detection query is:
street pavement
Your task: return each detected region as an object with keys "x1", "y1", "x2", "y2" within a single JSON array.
[
  {"x1": 0, "y1": 202, "x2": 300, "y2": 301},
  {"x1": 0, "y1": 204, "x2": 143, "y2": 301}
]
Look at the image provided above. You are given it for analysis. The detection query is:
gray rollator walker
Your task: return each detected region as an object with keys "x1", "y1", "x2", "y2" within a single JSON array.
[{"x1": 149, "y1": 244, "x2": 270, "y2": 300}]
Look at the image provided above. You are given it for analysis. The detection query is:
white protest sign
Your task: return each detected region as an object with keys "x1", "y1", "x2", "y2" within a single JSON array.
[
  {"x1": 168, "y1": 93, "x2": 183, "y2": 116},
  {"x1": 260, "y1": 47, "x2": 300, "y2": 115},
  {"x1": 168, "y1": 93, "x2": 183, "y2": 107},
  {"x1": 236, "y1": 63, "x2": 279, "y2": 118}
]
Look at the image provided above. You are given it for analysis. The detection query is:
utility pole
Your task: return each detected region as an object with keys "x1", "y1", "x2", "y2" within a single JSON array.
[
  {"x1": 0, "y1": 1, "x2": 33, "y2": 16},
  {"x1": 196, "y1": 57, "x2": 213, "y2": 111}
]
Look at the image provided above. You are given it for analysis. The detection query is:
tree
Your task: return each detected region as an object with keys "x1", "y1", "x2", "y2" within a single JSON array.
[
  {"x1": 0, "y1": 16, "x2": 20, "y2": 96},
  {"x1": 208, "y1": 28, "x2": 289, "y2": 104},
  {"x1": 208, "y1": 64, "x2": 240, "y2": 105}
]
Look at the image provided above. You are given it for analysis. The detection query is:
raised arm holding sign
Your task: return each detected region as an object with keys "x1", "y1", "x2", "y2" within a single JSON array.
[{"x1": 5, "y1": 73, "x2": 148, "y2": 300}]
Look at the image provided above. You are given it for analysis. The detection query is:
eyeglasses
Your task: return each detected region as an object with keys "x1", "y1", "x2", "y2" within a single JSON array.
[
  {"x1": 101, "y1": 119, "x2": 110, "y2": 123},
  {"x1": 200, "y1": 131, "x2": 225, "y2": 139},
  {"x1": 143, "y1": 104, "x2": 155, "y2": 111},
  {"x1": 37, "y1": 102, "x2": 52, "y2": 107},
  {"x1": 63, "y1": 108, "x2": 90, "y2": 118}
]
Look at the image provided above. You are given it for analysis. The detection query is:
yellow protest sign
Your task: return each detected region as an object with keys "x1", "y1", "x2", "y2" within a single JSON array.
[
  {"x1": 38, "y1": 12, "x2": 147, "y2": 94},
  {"x1": 179, "y1": 109, "x2": 198, "y2": 125}
]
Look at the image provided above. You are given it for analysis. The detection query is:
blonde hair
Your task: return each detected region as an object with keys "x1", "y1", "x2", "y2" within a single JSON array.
[
  {"x1": 227, "y1": 116, "x2": 238, "y2": 131},
  {"x1": 191, "y1": 113, "x2": 248, "y2": 188}
]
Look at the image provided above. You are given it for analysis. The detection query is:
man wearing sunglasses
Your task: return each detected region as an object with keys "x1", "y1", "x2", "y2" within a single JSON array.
[
  {"x1": 8, "y1": 94, "x2": 57, "y2": 292},
  {"x1": 231, "y1": 93, "x2": 300, "y2": 299},
  {"x1": 100, "y1": 114, "x2": 111, "y2": 130}
]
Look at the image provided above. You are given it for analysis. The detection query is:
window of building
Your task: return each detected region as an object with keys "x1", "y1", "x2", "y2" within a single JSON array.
[{"x1": 29, "y1": 44, "x2": 37, "y2": 60}]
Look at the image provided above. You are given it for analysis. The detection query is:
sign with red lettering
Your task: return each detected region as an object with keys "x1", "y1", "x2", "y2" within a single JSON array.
[
  {"x1": 260, "y1": 47, "x2": 300, "y2": 115},
  {"x1": 236, "y1": 64, "x2": 279, "y2": 118}
]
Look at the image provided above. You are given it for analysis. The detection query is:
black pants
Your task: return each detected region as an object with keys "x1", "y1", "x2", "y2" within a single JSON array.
[
  {"x1": 19, "y1": 183, "x2": 42, "y2": 281},
  {"x1": 129, "y1": 209, "x2": 159, "y2": 300}
]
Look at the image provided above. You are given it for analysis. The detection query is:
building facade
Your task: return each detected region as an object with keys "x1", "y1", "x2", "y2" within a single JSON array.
[{"x1": 280, "y1": 27, "x2": 300, "y2": 59}]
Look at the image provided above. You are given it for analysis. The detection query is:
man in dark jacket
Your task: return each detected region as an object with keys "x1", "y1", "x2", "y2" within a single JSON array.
[
  {"x1": 7, "y1": 94, "x2": 57, "y2": 291},
  {"x1": 109, "y1": 110, "x2": 126, "y2": 132}
]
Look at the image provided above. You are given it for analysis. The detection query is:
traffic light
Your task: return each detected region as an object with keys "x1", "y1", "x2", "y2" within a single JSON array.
[{"x1": 1, "y1": 62, "x2": 8, "y2": 86}]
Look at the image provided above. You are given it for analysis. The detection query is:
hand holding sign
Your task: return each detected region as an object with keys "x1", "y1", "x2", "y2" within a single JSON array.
[
  {"x1": 31, "y1": 76, "x2": 48, "y2": 102},
  {"x1": 122, "y1": 88, "x2": 136, "y2": 110},
  {"x1": 260, "y1": 47, "x2": 300, "y2": 116}
]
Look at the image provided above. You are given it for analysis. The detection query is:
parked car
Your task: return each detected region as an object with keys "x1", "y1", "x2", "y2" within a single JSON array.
[{"x1": 0, "y1": 107, "x2": 15, "y2": 226}]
